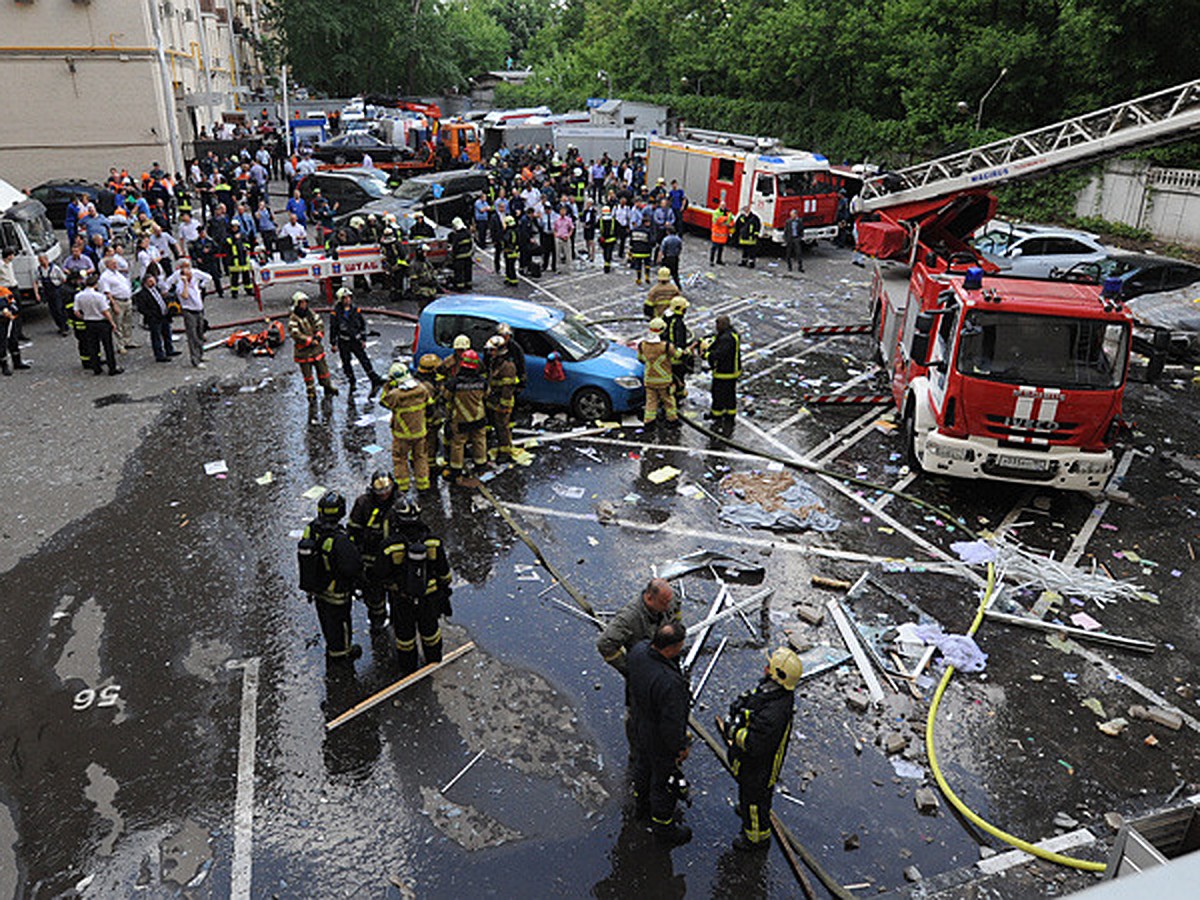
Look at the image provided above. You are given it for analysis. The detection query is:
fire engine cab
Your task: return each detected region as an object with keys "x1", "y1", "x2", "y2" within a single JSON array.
[
  {"x1": 855, "y1": 77, "x2": 1200, "y2": 491},
  {"x1": 646, "y1": 129, "x2": 840, "y2": 244}
]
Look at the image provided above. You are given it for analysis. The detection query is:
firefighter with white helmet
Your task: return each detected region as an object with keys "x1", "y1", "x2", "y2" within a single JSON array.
[
  {"x1": 501, "y1": 214, "x2": 520, "y2": 286},
  {"x1": 598, "y1": 205, "x2": 617, "y2": 273},
  {"x1": 720, "y1": 646, "x2": 802, "y2": 851},
  {"x1": 287, "y1": 290, "x2": 338, "y2": 397},
  {"x1": 330, "y1": 286, "x2": 383, "y2": 397},
  {"x1": 449, "y1": 216, "x2": 474, "y2": 290}
]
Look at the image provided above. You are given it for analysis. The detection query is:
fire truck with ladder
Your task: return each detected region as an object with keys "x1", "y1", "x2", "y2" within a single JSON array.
[
  {"x1": 646, "y1": 129, "x2": 840, "y2": 244},
  {"x1": 857, "y1": 78, "x2": 1200, "y2": 491}
]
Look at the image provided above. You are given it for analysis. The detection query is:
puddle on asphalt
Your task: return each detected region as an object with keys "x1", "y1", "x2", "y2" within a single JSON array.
[
  {"x1": 432, "y1": 650, "x2": 609, "y2": 811},
  {"x1": 159, "y1": 818, "x2": 213, "y2": 887},
  {"x1": 181, "y1": 636, "x2": 233, "y2": 681},
  {"x1": 83, "y1": 763, "x2": 123, "y2": 856},
  {"x1": 419, "y1": 786, "x2": 523, "y2": 850},
  {"x1": 0, "y1": 800, "x2": 17, "y2": 899}
]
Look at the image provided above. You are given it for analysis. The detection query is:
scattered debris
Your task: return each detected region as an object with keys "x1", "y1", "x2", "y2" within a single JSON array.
[
  {"x1": 419, "y1": 786, "x2": 522, "y2": 851},
  {"x1": 795, "y1": 604, "x2": 824, "y2": 626},
  {"x1": 1104, "y1": 812, "x2": 1125, "y2": 831},
  {"x1": 912, "y1": 623, "x2": 988, "y2": 673},
  {"x1": 1144, "y1": 734, "x2": 1161, "y2": 748},
  {"x1": 203, "y1": 460, "x2": 228, "y2": 476},
  {"x1": 883, "y1": 732, "x2": 908, "y2": 755},
  {"x1": 1098, "y1": 718, "x2": 1129, "y2": 736},
  {"x1": 254, "y1": 471, "x2": 274, "y2": 486},
  {"x1": 1081, "y1": 697, "x2": 1107, "y2": 718},
  {"x1": 891, "y1": 759, "x2": 925, "y2": 780},
  {"x1": 903, "y1": 865, "x2": 923, "y2": 882},
  {"x1": 1129, "y1": 705, "x2": 1184, "y2": 731},
  {"x1": 717, "y1": 471, "x2": 840, "y2": 533},
  {"x1": 811, "y1": 575, "x2": 852, "y2": 591},
  {"x1": 843, "y1": 833, "x2": 861, "y2": 851},
  {"x1": 829, "y1": 597, "x2": 886, "y2": 704},
  {"x1": 552, "y1": 484, "x2": 586, "y2": 500},
  {"x1": 646, "y1": 465, "x2": 681, "y2": 484},
  {"x1": 845, "y1": 691, "x2": 870, "y2": 714},
  {"x1": 914, "y1": 787, "x2": 940, "y2": 815},
  {"x1": 657, "y1": 550, "x2": 765, "y2": 583},
  {"x1": 1053, "y1": 812, "x2": 1080, "y2": 830}
]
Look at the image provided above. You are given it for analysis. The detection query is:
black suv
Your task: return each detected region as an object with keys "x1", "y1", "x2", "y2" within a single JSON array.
[
  {"x1": 297, "y1": 169, "x2": 390, "y2": 216},
  {"x1": 349, "y1": 170, "x2": 489, "y2": 228}
]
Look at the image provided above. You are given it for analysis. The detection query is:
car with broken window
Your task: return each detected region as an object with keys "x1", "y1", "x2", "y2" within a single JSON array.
[{"x1": 412, "y1": 296, "x2": 644, "y2": 421}]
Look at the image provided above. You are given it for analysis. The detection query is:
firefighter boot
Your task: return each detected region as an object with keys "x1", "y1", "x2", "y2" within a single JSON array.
[
  {"x1": 11, "y1": 351, "x2": 30, "y2": 370},
  {"x1": 653, "y1": 820, "x2": 692, "y2": 846},
  {"x1": 733, "y1": 833, "x2": 770, "y2": 853},
  {"x1": 395, "y1": 637, "x2": 419, "y2": 676},
  {"x1": 367, "y1": 373, "x2": 383, "y2": 399},
  {"x1": 323, "y1": 380, "x2": 339, "y2": 397},
  {"x1": 0, "y1": 359, "x2": 9, "y2": 376}
]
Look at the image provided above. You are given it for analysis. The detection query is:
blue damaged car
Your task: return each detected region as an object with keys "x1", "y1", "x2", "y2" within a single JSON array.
[{"x1": 412, "y1": 296, "x2": 644, "y2": 420}]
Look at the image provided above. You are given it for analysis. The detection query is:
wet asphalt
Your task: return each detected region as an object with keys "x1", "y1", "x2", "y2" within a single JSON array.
[{"x1": 2, "y1": 233, "x2": 1199, "y2": 898}]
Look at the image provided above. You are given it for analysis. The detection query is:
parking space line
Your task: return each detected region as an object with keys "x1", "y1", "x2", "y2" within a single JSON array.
[
  {"x1": 229, "y1": 657, "x2": 260, "y2": 900},
  {"x1": 1062, "y1": 448, "x2": 1138, "y2": 567},
  {"x1": 797, "y1": 408, "x2": 880, "y2": 458},
  {"x1": 768, "y1": 369, "x2": 880, "y2": 436}
]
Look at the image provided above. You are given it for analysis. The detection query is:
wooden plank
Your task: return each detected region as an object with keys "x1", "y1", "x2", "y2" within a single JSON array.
[{"x1": 325, "y1": 641, "x2": 476, "y2": 731}]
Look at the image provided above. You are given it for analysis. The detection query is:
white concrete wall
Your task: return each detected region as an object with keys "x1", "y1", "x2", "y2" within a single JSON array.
[
  {"x1": 1075, "y1": 159, "x2": 1200, "y2": 247},
  {"x1": 0, "y1": 0, "x2": 262, "y2": 187}
]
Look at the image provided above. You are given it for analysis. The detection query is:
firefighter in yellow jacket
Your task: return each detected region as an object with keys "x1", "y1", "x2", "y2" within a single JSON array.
[
  {"x1": 643, "y1": 267, "x2": 678, "y2": 320},
  {"x1": 380, "y1": 363, "x2": 433, "y2": 491},
  {"x1": 416, "y1": 352, "x2": 447, "y2": 466},
  {"x1": 287, "y1": 291, "x2": 338, "y2": 397},
  {"x1": 485, "y1": 334, "x2": 519, "y2": 460},
  {"x1": 446, "y1": 349, "x2": 489, "y2": 480},
  {"x1": 378, "y1": 499, "x2": 453, "y2": 674},
  {"x1": 638, "y1": 317, "x2": 679, "y2": 425}
]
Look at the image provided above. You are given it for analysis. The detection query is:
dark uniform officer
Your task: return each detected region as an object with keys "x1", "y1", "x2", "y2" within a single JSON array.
[
  {"x1": 628, "y1": 221, "x2": 653, "y2": 285},
  {"x1": 329, "y1": 287, "x2": 383, "y2": 396},
  {"x1": 378, "y1": 499, "x2": 453, "y2": 674},
  {"x1": 225, "y1": 220, "x2": 253, "y2": 298},
  {"x1": 598, "y1": 206, "x2": 617, "y2": 273},
  {"x1": 301, "y1": 491, "x2": 364, "y2": 665},
  {"x1": 627, "y1": 623, "x2": 692, "y2": 846},
  {"x1": 449, "y1": 217, "x2": 474, "y2": 290},
  {"x1": 703, "y1": 314, "x2": 741, "y2": 428},
  {"x1": 721, "y1": 646, "x2": 802, "y2": 851},
  {"x1": 347, "y1": 472, "x2": 397, "y2": 633},
  {"x1": 734, "y1": 206, "x2": 762, "y2": 267}
]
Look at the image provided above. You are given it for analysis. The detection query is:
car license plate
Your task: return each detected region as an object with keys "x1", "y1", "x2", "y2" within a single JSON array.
[{"x1": 996, "y1": 454, "x2": 1051, "y2": 472}]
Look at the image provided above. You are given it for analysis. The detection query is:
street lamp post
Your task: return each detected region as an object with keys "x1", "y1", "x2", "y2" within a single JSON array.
[
  {"x1": 597, "y1": 69, "x2": 611, "y2": 99},
  {"x1": 976, "y1": 66, "x2": 1008, "y2": 131}
]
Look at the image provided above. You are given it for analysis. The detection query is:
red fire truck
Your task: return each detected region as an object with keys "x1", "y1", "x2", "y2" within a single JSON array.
[
  {"x1": 856, "y1": 78, "x2": 1200, "y2": 491},
  {"x1": 645, "y1": 129, "x2": 840, "y2": 244}
]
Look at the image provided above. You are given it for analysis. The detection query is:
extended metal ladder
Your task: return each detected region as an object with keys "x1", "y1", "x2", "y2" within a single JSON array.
[{"x1": 859, "y1": 79, "x2": 1200, "y2": 212}]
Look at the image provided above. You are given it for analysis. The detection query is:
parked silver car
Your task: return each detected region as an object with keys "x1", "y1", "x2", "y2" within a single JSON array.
[{"x1": 974, "y1": 221, "x2": 1109, "y2": 278}]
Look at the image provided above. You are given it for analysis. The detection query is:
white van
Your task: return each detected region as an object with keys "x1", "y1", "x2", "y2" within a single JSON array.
[{"x1": 0, "y1": 178, "x2": 61, "y2": 306}]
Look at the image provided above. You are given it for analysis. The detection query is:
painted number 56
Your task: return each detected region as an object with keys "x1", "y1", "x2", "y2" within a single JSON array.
[{"x1": 73, "y1": 685, "x2": 121, "y2": 710}]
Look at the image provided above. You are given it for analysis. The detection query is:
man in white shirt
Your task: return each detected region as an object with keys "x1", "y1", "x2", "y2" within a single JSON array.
[
  {"x1": 149, "y1": 224, "x2": 179, "y2": 276},
  {"x1": 98, "y1": 256, "x2": 137, "y2": 351},
  {"x1": 177, "y1": 211, "x2": 200, "y2": 245},
  {"x1": 278, "y1": 212, "x2": 308, "y2": 261},
  {"x1": 163, "y1": 259, "x2": 215, "y2": 367},
  {"x1": 74, "y1": 272, "x2": 122, "y2": 375}
]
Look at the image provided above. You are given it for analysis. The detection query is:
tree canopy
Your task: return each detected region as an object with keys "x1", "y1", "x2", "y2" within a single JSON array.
[{"x1": 266, "y1": 0, "x2": 1200, "y2": 165}]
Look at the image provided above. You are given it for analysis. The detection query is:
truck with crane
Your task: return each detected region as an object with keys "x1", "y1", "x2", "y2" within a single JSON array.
[{"x1": 857, "y1": 78, "x2": 1200, "y2": 491}]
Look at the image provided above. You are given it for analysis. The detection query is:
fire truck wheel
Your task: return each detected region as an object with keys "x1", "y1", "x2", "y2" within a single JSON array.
[{"x1": 902, "y1": 402, "x2": 924, "y2": 473}]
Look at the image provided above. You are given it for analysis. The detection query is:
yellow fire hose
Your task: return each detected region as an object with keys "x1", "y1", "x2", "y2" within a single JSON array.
[{"x1": 677, "y1": 413, "x2": 1107, "y2": 873}]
